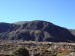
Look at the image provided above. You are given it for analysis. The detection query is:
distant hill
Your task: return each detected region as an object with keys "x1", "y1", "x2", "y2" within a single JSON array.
[{"x1": 0, "y1": 20, "x2": 75, "y2": 42}]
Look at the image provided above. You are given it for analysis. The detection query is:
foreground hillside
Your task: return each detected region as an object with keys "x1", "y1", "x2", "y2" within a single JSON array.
[
  {"x1": 0, "y1": 41, "x2": 75, "y2": 56},
  {"x1": 0, "y1": 20, "x2": 75, "y2": 42}
]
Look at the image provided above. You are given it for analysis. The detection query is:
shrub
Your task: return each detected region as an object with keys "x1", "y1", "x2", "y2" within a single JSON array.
[{"x1": 13, "y1": 47, "x2": 29, "y2": 56}]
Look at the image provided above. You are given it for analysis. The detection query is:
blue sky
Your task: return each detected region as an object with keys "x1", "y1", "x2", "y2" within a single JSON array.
[{"x1": 0, "y1": 0, "x2": 75, "y2": 29}]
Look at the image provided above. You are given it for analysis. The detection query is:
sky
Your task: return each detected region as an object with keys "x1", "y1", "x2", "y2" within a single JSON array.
[{"x1": 0, "y1": 0, "x2": 75, "y2": 29}]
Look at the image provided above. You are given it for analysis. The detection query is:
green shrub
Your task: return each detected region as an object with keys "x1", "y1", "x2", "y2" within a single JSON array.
[{"x1": 13, "y1": 47, "x2": 29, "y2": 56}]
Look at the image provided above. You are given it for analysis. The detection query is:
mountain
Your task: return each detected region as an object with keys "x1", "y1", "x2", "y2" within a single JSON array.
[{"x1": 0, "y1": 20, "x2": 75, "y2": 42}]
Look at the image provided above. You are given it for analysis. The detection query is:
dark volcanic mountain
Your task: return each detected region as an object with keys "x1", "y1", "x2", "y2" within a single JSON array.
[{"x1": 0, "y1": 20, "x2": 75, "y2": 42}]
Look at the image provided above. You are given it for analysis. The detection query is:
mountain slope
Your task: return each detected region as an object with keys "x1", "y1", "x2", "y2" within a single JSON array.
[{"x1": 0, "y1": 20, "x2": 75, "y2": 42}]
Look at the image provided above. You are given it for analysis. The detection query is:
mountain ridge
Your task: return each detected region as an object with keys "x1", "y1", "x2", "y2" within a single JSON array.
[{"x1": 0, "y1": 20, "x2": 75, "y2": 42}]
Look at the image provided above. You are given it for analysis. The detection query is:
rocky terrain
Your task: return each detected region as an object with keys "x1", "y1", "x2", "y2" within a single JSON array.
[
  {"x1": 0, "y1": 20, "x2": 75, "y2": 42},
  {"x1": 0, "y1": 41, "x2": 75, "y2": 56}
]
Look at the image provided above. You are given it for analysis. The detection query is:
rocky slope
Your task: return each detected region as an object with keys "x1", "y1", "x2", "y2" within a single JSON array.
[{"x1": 0, "y1": 20, "x2": 75, "y2": 42}]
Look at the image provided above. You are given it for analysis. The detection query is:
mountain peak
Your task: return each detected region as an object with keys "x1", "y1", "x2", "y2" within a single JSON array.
[{"x1": 0, "y1": 20, "x2": 75, "y2": 42}]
